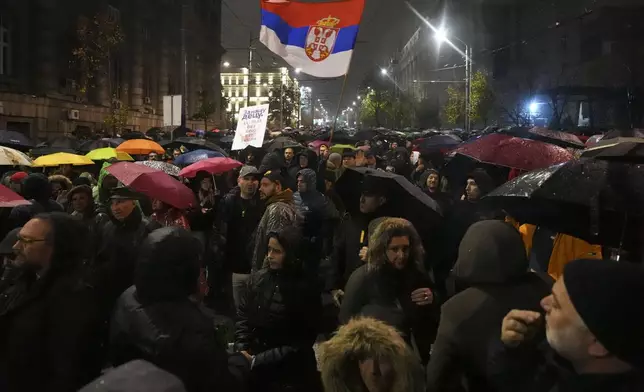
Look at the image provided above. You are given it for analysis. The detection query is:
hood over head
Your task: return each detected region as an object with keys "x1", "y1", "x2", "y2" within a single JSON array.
[
  {"x1": 367, "y1": 217, "x2": 425, "y2": 272},
  {"x1": 328, "y1": 152, "x2": 342, "y2": 168},
  {"x1": 319, "y1": 317, "x2": 425, "y2": 392},
  {"x1": 259, "y1": 151, "x2": 286, "y2": 173},
  {"x1": 297, "y1": 148, "x2": 319, "y2": 169},
  {"x1": 467, "y1": 168, "x2": 496, "y2": 196},
  {"x1": 297, "y1": 168, "x2": 317, "y2": 191},
  {"x1": 135, "y1": 227, "x2": 202, "y2": 304},
  {"x1": 22, "y1": 173, "x2": 52, "y2": 202},
  {"x1": 454, "y1": 220, "x2": 529, "y2": 284},
  {"x1": 264, "y1": 226, "x2": 302, "y2": 269}
]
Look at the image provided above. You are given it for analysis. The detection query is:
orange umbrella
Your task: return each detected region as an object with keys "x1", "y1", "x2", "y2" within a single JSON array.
[{"x1": 116, "y1": 139, "x2": 165, "y2": 155}]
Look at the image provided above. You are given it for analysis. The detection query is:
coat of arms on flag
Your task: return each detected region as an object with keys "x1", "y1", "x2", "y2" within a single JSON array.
[
  {"x1": 259, "y1": 0, "x2": 365, "y2": 78},
  {"x1": 305, "y1": 16, "x2": 340, "y2": 62}
]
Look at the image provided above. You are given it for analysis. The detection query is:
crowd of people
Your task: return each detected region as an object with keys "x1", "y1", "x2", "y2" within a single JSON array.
[{"x1": 0, "y1": 136, "x2": 642, "y2": 392}]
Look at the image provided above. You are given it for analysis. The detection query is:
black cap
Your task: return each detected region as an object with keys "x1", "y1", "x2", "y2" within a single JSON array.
[
  {"x1": 564, "y1": 259, "x2": 644, "y2": 368},
  {"x1": 342, "y1": 150, "x2": 356, "y2": 158},
  {"x1": 361, "y1": 175, "x2": 387, "y2": 197},
  {"x1": 109, "y1": 185, "x2": 143, "y2": 200},
  {"x1": 263, "y1": 170, "x2": 286, "y2": 186}
]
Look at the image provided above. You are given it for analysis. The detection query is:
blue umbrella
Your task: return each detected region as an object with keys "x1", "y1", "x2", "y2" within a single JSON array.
[{"x1": 174, "y1": 149, "x2": 224, "y2": 166}]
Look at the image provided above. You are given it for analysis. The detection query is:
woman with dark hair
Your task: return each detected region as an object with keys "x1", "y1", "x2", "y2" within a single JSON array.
[
  {"x1": 109, "y1": 227, "x2": 250, "y2": 392},
  {"x1": 235, "y1": 227, "x2": 322, "y2": 392},
  {"x1": 339, "y1": 218, "x2": 438, "y2": 365}
]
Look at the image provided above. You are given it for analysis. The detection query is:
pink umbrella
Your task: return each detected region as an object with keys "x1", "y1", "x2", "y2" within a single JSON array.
[
  {"x1": 0, "y1": 184, "x2": 30, "y2": 207},
  {"x1": 308, "y1": 140, "x2": 329, "y2": 152},
  {"x1": 179, "y1": 157, "x2": 243, "y2": 178},
  {"x1": 106, "y1": 162, "x2": 195, "y2": 209},
  {"x1": 451, "y1": 133, "x2": 574, "y2": 171}
]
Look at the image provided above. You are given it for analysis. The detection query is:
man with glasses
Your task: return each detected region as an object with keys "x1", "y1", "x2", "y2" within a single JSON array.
[{"x1": 0, "y1": 213, "x2": 101, "y2": 391}]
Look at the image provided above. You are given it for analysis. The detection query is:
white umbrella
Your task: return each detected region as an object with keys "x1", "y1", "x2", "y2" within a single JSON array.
[{"x1": 0, "y1": 146, "x2": 33, "y2": 166}]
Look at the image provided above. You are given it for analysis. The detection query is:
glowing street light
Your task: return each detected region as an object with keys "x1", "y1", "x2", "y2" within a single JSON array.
[
  {"x1": 434, "y1": 26, "x2": 448, "y2": 44},
  {"x1": 295, "y1": 68, "x2": 301, "y2": 74},
  {"x1": 357, "y1": 95, "x2": 361, "y2": 100},
  {"x1": 223, "y1": 61, "x2": 230, "y2": 68},
  {"x1": 380, "y1": 68, "x2": 388, "y2": 75}
]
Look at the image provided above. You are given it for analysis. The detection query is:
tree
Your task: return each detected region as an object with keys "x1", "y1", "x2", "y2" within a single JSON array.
[
  {"x1": 268, "y1": 84, "x2": 299, "y2": 128},
  {"x1": 72, "y1": 12, "x2": 125, "y2": 100},
  {"x1": 443, "y1": 85, "x2": 466, "y2": 126},
  {"x1": 103, "y1": 102, "x2": 130, "y2": 134},
  {"x1": 192, "y1": 91, "x2": 217, "y2": 131},
  {"x1": 359, "y1": 88, "x2": 394, "y2": 127},
  {"x1": 469, "y1": 70, "x2": 496, "y2": 127}
]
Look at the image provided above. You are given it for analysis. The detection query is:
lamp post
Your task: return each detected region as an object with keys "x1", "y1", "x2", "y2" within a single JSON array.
[{"x1": 434, "y1": 27, "x2": 472, "y2": 132}]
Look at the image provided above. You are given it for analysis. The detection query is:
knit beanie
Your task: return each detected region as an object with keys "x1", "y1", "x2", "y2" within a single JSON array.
[{"x1": 563, "y1": 259, "x2": 644, "y2": 368}]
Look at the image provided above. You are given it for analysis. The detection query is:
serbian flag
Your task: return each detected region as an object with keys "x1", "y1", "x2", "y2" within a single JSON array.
[{"x1": 260, "y1": 0, "x2": 366, "y2": 78}]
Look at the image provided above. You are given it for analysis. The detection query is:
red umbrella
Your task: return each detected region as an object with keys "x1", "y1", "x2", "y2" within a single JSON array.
[
  {"x1": 179, "y1": 157, "x2": 243, "y2": 178},
  {"x1": 106, "y1": 162, "x2": 195, "y2": 209},
  {"x1": 450, "y1": 133, "x2": 574, "y2": 171},
  {"x1": 0, "y1": 184, "x2": 30, "y2": 207}
]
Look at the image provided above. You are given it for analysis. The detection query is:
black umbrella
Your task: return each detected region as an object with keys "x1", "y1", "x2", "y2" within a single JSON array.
[
  {"x1": 160, "y1": 137, "x2": 227, "y2": 156},
  {"x1": 31, "y1": 136, "x2": 79, "y2": 156},
  {"x1": 121, "y1": 131, "x2": 148, "y2": 140},
  {"x1": 79, "y1": 138, "x2": 122, "y2": 153},
  {"x1": 0, "y1": 130, "x2": 35, "y2": 150},
  {"x1": 264, "y1": 136, "x2": 301, "y2": 152},
  {"x1": 335, "y1": 167, "x2": 443, "y2": 235},
  {"x1": 484, "y1": 159, "x2": 644, "y2": 249},
  {"x1": 581, "y1": 137, "x2": 644, "y2": 162},
  {"x1": 352, "y1": 129, "x2": 383, "y2": 141}
]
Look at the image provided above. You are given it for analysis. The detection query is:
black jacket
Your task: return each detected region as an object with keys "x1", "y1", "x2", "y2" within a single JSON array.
[
  {"x1": 489, "y1": 341, "x2": 644, "y2": 392},
  {"x1": 426, "y1": 220, "x2": 552, "y2": 392},
  {"x1": 235, "y1": 267, "x2": 322, "y2": 392},
  {"x1": 0, "y1": 268, "x2": 101, "y2": 392},
  {"x1": 339, "y1": 263, "x2": 437, "y2": 364},
  {"x1": 211, "y1": 186, "x2": 264, "y2": 274},
  {"x1": 110, "y1": 287, "x2": 249, "y2": 392}
]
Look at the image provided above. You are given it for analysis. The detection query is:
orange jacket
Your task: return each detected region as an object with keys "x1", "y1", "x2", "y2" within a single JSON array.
[{"x1": 519, "y1": 224, "x2": 602, "y2": 280}]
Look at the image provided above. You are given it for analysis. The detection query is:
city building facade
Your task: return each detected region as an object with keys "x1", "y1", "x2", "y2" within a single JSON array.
[{"x1": 0, "y1": 0, "x2": 223, "y2": 141}]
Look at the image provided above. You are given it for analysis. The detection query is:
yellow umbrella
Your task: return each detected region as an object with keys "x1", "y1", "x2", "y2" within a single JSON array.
[
  {"x1": 33, "y1": 152, "x2": 94, "y2": 167},
  {"x1": 86, "y1": 148, "x2": 134, "y2": 162}
]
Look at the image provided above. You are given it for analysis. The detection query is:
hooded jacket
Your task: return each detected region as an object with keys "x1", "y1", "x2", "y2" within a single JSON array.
[
  {"x1": 426, "y1": 220, "x2": 551, "y2": 392},
  {"x1": 288, "y1": 149, "x2": 319, "y2": 180},
  {"x1": 339, "y1": 218, "x2": 438, "y2": 364},
  {"x1": 110, "y1": 228, "x2": 249, "y2": 392},
  {"x1": 319, "y1": 317, "x2": 426, "y2": 392},
  {"x1": 251, "y1": 189, "x2": 301, "y2": 271}
]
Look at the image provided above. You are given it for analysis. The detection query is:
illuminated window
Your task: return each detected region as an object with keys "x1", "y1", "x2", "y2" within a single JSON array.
[{"x1": 256, "y1": 87, "x2": 261, "y2": 97}]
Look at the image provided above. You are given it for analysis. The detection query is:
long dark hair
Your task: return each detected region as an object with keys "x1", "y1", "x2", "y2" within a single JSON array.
[{"x1": 265, "y1": 227, "x2": 302, "y2": 269}]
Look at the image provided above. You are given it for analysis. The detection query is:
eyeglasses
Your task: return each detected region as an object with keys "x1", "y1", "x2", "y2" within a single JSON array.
[{"x1": 16, "y1": 235, "x2": 47, "y2": 245}]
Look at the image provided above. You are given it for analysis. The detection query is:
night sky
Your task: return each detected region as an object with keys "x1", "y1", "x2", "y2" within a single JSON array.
[{"x1": 221, "y1": 0, "x2": 419, "y2": 116}]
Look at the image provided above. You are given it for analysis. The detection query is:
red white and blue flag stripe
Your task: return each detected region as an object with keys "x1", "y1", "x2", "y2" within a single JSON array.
[{"x1": 260, "y1": 0, "x2": 366, "y2": 78}]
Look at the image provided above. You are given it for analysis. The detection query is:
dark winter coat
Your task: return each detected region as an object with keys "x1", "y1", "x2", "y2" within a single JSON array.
[
  {"x1": 0, "y1": 268, "x2": 101, "y2": 392},
  {"x1": 251, "y1": 190, "x2": 301, "y2": 272},
  {"x1": 339, "y1": 218, "x2": 438, "y2": 364},
  {"x1": 329, "y1": 210, "x2": 386, "y2": 291},
  {"x1": 211, "y1": 186, "x2": 264, "y2": 274},
  {"x1": 489, "y1": 341, "x2": 644, "y2": 392},
  {"x1": 235, "y1": 266, "x2": 322, "y2": 392},
  {"x1": 110, "y1": 287, "x2": 249, "y2": 392},
  {"x1": 287, "y1": 149, "x2": 319, "y2": 181},
  {"x1": 91, "y1": 207, "x2": 161, "y2": 312},
  {"x1": 426, "y1": 220, "x2": 552, "y2": 392},
  {"x1": 294, "y1": 169, "x2": 340, "y2": 264}
]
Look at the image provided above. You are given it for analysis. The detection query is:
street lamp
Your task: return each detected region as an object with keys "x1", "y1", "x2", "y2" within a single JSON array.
[
  {"x1": 357, "y1": 95, "x2": 361, "y2": 100},
  {"x1": 380, "y1": 68, "x2": 388, "y2": 75},
  {"x1": 295, "y1": 68, "x2": 301, "y2": 74},
  {"x1": 352, "y1": 101, "x2": 356, "y2": 106},
  {"x1": 223, "y1": 61, "x2": 230, "y2": 68},
  {"x1": 434, "y1": 26, "x2": 473, "y2": 132}
]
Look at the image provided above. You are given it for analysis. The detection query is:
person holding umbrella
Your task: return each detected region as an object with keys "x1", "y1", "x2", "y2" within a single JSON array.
[{"x1": 329, "y1": 176, "x2": 391, "y2": 306}]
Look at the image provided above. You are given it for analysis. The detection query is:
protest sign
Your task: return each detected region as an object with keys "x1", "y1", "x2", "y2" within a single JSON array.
[{"x1": 232, "y1": 104, "x2": 269, "y2": 151}]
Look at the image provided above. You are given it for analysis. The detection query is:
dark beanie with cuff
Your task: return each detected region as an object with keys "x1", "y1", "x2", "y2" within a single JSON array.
[{"x1": 563, "y1": 258, "x2": 644, "y2": 368}]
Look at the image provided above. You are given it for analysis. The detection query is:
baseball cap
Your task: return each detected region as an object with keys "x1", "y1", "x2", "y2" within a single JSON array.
[
  {"x1": 239, "y1": 165, "x2": 260, "y2": 178},
  {"x1": 263, "y1": 170, "x2": 286, "y2": 185}
]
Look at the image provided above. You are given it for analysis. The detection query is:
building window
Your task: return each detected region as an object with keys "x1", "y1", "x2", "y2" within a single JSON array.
[{"x1": 0, "y1": 16, "x2": 11, "y2": 76}]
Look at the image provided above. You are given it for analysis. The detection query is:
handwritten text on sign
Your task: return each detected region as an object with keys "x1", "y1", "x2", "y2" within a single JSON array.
[{"x1": 232, "y1": 104, "x2": 269, "y2": 151}]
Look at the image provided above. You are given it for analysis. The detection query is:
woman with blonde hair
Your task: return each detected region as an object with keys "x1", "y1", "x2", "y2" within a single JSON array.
[
  {"x1": 339, "y1": 218, "x2": 438, "y2": 364},
  {"x1": 320, "y1": 317, "x2": 425, "y2": 392}
]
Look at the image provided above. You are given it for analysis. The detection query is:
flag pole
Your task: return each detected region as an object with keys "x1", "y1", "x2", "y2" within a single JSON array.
[{"x1": 330, "y1": 72, "x2": 350, "y2": 144}]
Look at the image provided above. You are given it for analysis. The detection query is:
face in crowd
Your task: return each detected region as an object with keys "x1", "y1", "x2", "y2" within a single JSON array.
[
  {"x1": 238, "y1": 175, "x2": 259, "y2": 196},
  {"x1": 71, "y1": 191, "x2": 90, "y2": 213},
  {"x1": 359, "y1": 193, "x2": 386, "y2": 214},
  {"x1": 386, "y1": 235, "x2": 411, "y2": 270},
  {"x1": 465, "y1": 178, "x2": 481, "y2": 201},
  {"x1": 284, "y1": 148, "x2": 295, "y2": 162},
  {"x1": 427, "y1": 173, "x2": 440, "y2": 192},
  {"x1": 260, "y1": 178, "x2": 281, "y2": 200},
  {"x1": 13, "y1": 218, "x2": 54, "y2": 273},
  {"x1": 111, "y1": 199, "x2": 137, "y2": 221},
  {"x1": 266, "y1": 237, "x2": 286, "y2": 270}
]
